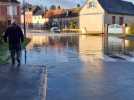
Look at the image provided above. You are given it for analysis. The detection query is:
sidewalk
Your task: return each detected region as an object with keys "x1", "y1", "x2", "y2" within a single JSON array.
[{"x1": 0, "y1": 64, "x2": 46, "y2": 100}]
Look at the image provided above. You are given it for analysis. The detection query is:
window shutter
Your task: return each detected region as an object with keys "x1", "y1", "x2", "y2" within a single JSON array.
[
  {"x1": 119, "y1": 17, "x2": 124, "y2": 25},
  {"x1": 112, "y1": 16, "x2": 116, "y2": 24}
]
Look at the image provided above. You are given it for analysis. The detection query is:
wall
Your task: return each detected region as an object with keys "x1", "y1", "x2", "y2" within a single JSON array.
[
  {"x1": 105, "y1": 13, "x2": 134, "y2": 25},
  {"x1": 80, "y1": 14, "x2": 104, "y2": 33}
]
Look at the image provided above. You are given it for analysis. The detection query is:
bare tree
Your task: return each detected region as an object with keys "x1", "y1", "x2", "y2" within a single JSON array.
[{"x1": 50, "y1": 5, "x2": 56, "y2": 10}]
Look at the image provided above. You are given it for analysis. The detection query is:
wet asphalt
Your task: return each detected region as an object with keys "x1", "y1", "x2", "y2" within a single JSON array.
[
  {"x1": 46, "y1": 61, "x2": 134, "y2": 100},
  {"x1": 0, "y1": 65, "x2": 46, "y2": 100}
]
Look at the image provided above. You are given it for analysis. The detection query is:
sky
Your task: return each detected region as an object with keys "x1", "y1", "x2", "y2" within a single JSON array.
[
  {"x1": 19, "y1": 0, "x2": 85, "y2": 8},
  {"x1": 18, "y1": 0, "x2": 134, "y2": 8}
]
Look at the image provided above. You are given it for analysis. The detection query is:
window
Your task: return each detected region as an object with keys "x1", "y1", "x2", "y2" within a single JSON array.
[
  {"x1": 13, "y1": 6, "x2": 17, "y2": 15},
  {"x1": 119, "y1": 17, "x2": 124, "y2": 25},
  {"x1": 7, "y1": 6, "x2": 17, "y2": 16},
  {"x1": 17, "y1": 6, "x2": 20, "y2": 15},
  {"x1": 112, "y1": 16, "x2": 116, "y2": 24},
  {"x1": 88, "y1": 1, "x2": 96, "y2": 8}
]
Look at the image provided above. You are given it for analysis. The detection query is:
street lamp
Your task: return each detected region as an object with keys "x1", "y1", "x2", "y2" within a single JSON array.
[{"x1": 23, "y1": 0, "x2": 26, "y2": 37}]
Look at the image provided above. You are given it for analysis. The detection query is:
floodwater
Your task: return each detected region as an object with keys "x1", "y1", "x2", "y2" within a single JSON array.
[
  {"x1": 22, "y1": 34, "x2": 134, "y2": 65},
  {"x1": 21, "y1": 33, "x2": 134, "y2": 100}
]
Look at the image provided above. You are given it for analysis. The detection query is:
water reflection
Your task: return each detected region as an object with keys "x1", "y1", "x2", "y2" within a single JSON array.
[
  {"x1": 126, "y1": 40, "x2": 134, "y2": 51},
  {"x1": 79, "y1": 35, "x2": 103, "y2": 55},
  {"x1": 27, "y1": 35, "x2": 79, "y2": 49},
  {"x1": 27, "y1": 36, "x2": 49, "y2": 50},
  {"x1": 22, "y1": 35, "x2": 79, "y2": 65},
  {"x1": 107, "y1": 36, "x2": 124, "y2": 54},
  {"x1": 22, "y1": 34, "x2": 134, "y2": 65}
]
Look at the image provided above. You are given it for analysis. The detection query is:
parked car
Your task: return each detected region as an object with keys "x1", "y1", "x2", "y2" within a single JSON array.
[{"x1": 50, "y1": 27, "x2": 60, "y2": 33}]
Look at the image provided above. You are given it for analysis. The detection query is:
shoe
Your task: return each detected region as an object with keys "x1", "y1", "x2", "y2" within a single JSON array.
[
  {"x1": 11, "y1": 61, "x2": 15, "y2": 67},
  {"x1": 17, "y1": 63, "x2": 21, "y2": 67}
]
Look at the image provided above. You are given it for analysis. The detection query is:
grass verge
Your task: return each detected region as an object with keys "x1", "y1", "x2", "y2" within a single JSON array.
[{"x1": 0, "y1": 38, "x2": 31, "y2": 64}]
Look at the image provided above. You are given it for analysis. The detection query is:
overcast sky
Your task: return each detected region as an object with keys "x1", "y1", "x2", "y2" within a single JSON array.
[{"x1": 18, "y1": 0, "x2": 134, "y2": 8}]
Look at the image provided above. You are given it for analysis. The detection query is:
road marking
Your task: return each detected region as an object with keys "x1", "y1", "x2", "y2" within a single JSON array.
[{"x1": 40, "y1": 66, "x2": 48, "y2": 100}]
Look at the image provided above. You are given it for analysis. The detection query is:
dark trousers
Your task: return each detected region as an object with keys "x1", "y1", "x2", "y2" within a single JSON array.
[{"x1": 10, "y1": 50, "x2": 21, "y2": 65}]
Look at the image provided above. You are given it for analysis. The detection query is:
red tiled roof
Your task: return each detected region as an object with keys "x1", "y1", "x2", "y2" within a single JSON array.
[
  {"x1": 44, "y1": 8, "x2": 80, "y2": 18},
  {"x1": 44, "y1": 9, "x2": 64, "y2": 18}
]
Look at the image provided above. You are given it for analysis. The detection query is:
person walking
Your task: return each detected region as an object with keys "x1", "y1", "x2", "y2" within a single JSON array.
[{"x1": 4, "y1": 22, "x2": 24, "y2": 67}]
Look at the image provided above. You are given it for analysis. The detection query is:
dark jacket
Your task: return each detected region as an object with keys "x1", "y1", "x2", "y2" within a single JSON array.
[{"x1": 4, "y1": 24, "x2": 24, "y2": 50}]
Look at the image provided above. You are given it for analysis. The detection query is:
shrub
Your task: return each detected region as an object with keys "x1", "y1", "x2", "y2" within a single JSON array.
[
  {"x1": 0, "y1": 33, "x2": 3, "y2": 43},
  {"x1": 126, "y1": 25, "x2": 134, "y2": 35},
  {"x1": 69, "y1": 21, "x2": 78, "y2": 29},
  {"x1": 0, "y1": 21, "x2": 7, "y2": 43}
]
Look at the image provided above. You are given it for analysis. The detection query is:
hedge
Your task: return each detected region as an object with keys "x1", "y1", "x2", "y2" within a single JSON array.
[{"x1": 0, "y1": 21, "x2": 7, "y2": 43}]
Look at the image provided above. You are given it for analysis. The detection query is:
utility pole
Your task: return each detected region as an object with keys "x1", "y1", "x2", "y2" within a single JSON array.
[
  {"x1": 59, "y1": 0, "x2": 61, "y2": 30},
  {"x1": 23, "y1": 0, "x2": 27, "y2": 64},
  {"x1": 23, "y1": 0, "x2": 26, "y2": 37}
]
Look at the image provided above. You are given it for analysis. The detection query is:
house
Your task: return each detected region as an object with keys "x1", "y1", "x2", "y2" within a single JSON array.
[
  {"x1": 0, "y1": 0, "x2": 21, "y2": 32},
  {"x1": 32, "y1": 10, "x2": 48, "y2": 27},
  {"x1": 79, "y1": 0, "x2": 134, "y2": 34},
  {"x1": 0, "y1": 0, "x2": 21, "y2": 25},
  {"x1": 21, "y1": 10, "x2": 33, "y2": 27},
  {"x1": 21, "y1": 10, "x2": 49, "y2": 29},
  {"x1": 44, "y1": 9, "x2": 64, "y2": 28},
  {"x1": 44, "y1": 8, "x2": 80, "y2": 29},
  {"x1": 60, "y1": 8, "x2": 80, "y2": 29}
]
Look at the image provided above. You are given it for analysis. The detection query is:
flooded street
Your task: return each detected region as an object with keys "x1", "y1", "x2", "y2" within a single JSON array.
[
  {"x1": 22, "y1": 33, "x2": 134, "y2": 65},
  {"x1": 22, "y1": 33, "x2": 134, "y2": 100}
]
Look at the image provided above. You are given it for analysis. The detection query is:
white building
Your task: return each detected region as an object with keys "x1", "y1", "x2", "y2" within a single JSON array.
[
  {"x1": 79, "y1": 0, "x2": 134, "y2": 34},
  {"x1": 32, "y1": 10, "x2": 48, "y2": 27}
]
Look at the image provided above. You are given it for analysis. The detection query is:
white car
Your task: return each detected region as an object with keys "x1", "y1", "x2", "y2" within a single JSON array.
[{"x1": 50, "y1": 27, "x2": 60, "y2": 33}]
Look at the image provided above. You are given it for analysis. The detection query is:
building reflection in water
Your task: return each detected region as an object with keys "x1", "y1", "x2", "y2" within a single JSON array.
[
  {"x1": 78, "y1": 35, "x2": 104, "y2": 75},
  {"x1": 27, "y1": 36, "x2": 49, "y2": 50},
  {"x1": 79, "y1": 35, "x2": 103, "y2": 55},
  {"x1": 23, "y1": 35, "x2": 79, "y2": 64},
  {"x1": 125, "y1": 40, "x2": 134, "y2": 52},
  {"x1": 26, "y1": 35, "x2": 79, "y2": 49},
  {"x1": 107, "y1": 36, "x2": 123, "y2": 54}
]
